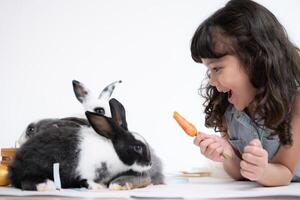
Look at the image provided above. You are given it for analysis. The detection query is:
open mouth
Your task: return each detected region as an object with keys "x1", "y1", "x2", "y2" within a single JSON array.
[{"x1": 228, "y1": 90, "x2": 232, "y2": 98}]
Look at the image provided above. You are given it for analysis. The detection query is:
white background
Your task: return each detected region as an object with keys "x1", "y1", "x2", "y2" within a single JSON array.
[{"x1": 0, "y1": 0, "x2": 299, "y2": 173}]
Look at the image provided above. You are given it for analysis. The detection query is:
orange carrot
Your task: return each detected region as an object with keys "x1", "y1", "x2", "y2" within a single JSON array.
[
  {"x1": 173, "y1": 111, "x2": 197, "y2": 137},
  {"x1": 173, "y1": 111, "x2": 231, "y2": 160}
]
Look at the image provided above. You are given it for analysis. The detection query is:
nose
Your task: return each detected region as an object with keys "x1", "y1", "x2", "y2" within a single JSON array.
[
  {"x1": 208, "y1": 73, "x2": 218, "y2": 87},
  {"x1": 209, "y1": 75, "x2": 222, "y2": 92}
]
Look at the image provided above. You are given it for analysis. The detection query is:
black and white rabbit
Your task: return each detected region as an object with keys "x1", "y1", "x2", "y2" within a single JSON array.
[
  {"x1": 9, "y1": 98, "x2": 153, "y2": 191},
  {"x1": 73, "y1": 80, "x2": 165, "y2": 189},
  {"x1": 16, "y1": 80, "x2": 121, "y2": 147}
]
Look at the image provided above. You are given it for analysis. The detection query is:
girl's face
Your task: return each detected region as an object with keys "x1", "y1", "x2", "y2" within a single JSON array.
[{"x1": 202, "y1": 55, "x2": 256, "y2": 111}]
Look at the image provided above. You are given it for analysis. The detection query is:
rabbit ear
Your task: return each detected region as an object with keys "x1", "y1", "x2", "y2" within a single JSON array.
[
  {"x1": 72, "y1": 80, "x2": 90, "y2": 103},
  {"x1": 98, "y1": 80, "x2": 122, "y2": 100},
  {"x1": 109, "y1": 98, "x2": 128, "y2": 131},
  {"x1": 85, "y1": 111, "x2": 114, "y2": 139}
]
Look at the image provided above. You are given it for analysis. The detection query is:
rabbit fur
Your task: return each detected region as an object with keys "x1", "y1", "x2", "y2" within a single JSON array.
[
  {"x1": 9, "y1": 99, "x2": 154, "y2": 191},
  {"x1": 16, "y1": 80, "x2": 121, "y2": 146}
]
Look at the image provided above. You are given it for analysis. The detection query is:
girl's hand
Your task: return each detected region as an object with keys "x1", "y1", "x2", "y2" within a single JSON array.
[
  {"x1": 240, "y1": 139, "x2": 268, "y2": 181},
  {"x1": 193, "y1": 132, "x2": 234, "y2": 162}
]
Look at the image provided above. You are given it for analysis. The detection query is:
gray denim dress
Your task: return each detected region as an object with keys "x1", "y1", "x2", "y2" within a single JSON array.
[{"x1": 224, "y1": 105, "x2": 300, "y2": 181}]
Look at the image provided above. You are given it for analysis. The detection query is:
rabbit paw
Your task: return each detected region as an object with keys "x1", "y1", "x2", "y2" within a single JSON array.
[
  {"x1": 36, "y1": 179, "x2": 56, "y2": 191},
  {"x1": 109, "y1": 175, "x2": 152, "y2": 190},
  {"x1": 109, "y1": 182, "x2": 133, "y2": 190},
  {"x1": 109, "y1": 175, "x2": 139, "y2": 190},
  {"x1": 87, "y1": 180, "x2": 106, "y2": 191}
]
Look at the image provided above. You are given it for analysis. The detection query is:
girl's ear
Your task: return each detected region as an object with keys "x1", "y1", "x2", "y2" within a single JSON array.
[
  {"x1": 109, "y1": 98, "x2": 128, "y2": 131},
  {"x1": 85, "y1": 111, "x2": 114, "y2": 139},
  {"x1": 72, "y1": 80, "x2": 90, "y2": 103},
  {"x1": 98, "y1": 80, "x2": 122, "y2": 100}
]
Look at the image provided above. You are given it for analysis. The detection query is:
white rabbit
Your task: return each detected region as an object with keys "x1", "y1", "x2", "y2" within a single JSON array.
[
  {"x1": 16, "y1": 80, "x2": 121, "y2": 147},
  {"x1": 72, "y1": 80, "x2": 122, "y2": 117}
]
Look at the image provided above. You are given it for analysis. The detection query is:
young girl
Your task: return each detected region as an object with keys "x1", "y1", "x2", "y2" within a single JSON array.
[{"x1": 191, "y1": 0, "x2": 300, "y2": 186}]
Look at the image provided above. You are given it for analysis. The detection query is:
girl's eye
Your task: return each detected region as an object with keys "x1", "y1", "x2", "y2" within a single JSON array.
[
  {"x1": 212, "y1": 66, "x2": 221, "y2": 73},
  {"x1": 207, "y1": 66, "x2": 221, "y2": 79}
]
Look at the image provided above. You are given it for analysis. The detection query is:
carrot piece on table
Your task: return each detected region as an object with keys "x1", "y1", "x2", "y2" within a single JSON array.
[{"x1": 173, "y1": 111, "x2": 198, "y2": 137}]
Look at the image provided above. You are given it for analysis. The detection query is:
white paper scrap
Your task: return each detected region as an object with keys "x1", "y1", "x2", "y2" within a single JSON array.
[{"x1": 53, "y1": 163, "x2": 61, "y2": 190}]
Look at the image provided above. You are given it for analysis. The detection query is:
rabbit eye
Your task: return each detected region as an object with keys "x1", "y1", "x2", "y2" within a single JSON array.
[
  {"x1": 133, "y1": 145, "x2": 143, "y2": 154},
  {"x1": 26, "y1": 126, "x2": 35, "y2": 136},
  {"x1": 94, "y1": 107, "x2": 105, "y2": 115}
]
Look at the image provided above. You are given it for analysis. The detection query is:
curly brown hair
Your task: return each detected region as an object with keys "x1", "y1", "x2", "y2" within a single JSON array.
[{"x1": 190, "y1": 0, "x2": 300, "y2": 145}]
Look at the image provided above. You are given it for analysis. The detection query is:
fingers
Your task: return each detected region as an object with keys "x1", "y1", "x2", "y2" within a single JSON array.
[
  {"x1": 193, "y1": 132, "x2": 210, "y2": 146},
  {"x1": 205, "y1": 142, "x2": 222, "y2": 155},
  {"x1": 193, "y1": 133, "x2": 234, "y2": 162},
  {"x1": 240, "y1": 159, "x2": 264, "y2": 181},
  {"x1": 212, "y1": 146, "x2": 225, "y2": 159},
  {"x1": 243, "y1": 139, "x2": 268, "y2": 165},
  {"x1": 242, "y1": 153, "x2": 262, "y2": 165},
  {"x1": 240, "y1": 139, "x2": 268, "y2": 181},
  {"x1": 249, "y1": 139, "x2": 262, "y2": 147},
  {"x1": 244, "y1": 139, "x2": 266, "y2": 157},
  {"x1": 240, "y1": 160, "x2": 260, "y2": 173},
  {"x1": 199, "y1": 138, "x2": 218, "y2": 155},
  {"x1": 194, "y1": 134, "x2": 225, "y2": 161},
  {"x1": 240, "y1": 168, "x2": 259, "y2": 181}
]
